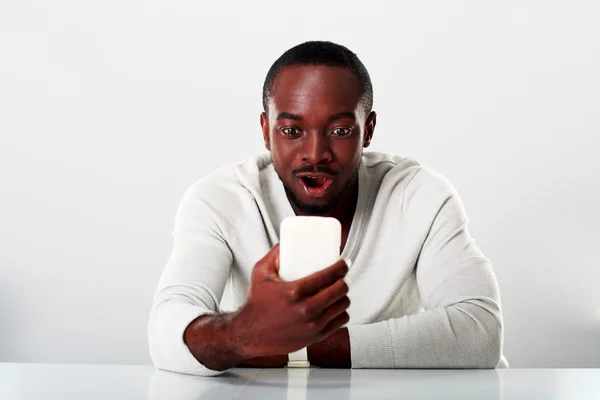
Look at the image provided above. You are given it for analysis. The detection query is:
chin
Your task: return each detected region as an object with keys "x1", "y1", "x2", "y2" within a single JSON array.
[
  {"x1": 284, "y1": 185, "x2": 336, "y2": 215},
  {"x1": 295, "y1": 200, "x2": 334, "y2": 215}
]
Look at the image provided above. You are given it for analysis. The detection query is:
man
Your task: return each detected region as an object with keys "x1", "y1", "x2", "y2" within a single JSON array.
[{"x1": 148, "y1": 41, "x2": 507, "y2": 376}]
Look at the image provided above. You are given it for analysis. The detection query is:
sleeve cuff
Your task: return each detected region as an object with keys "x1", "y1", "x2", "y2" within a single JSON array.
[
  {"x1": 347, "y1": 321, "x2": 395, "y2": 368},
  {"x1": 149, "y1": 302, "x2": 227, "y2": 376}
]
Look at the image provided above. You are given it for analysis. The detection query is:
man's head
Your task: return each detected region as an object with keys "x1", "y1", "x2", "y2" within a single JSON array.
[{"x1": 260, "y1": 41, "x2": 376, "y2": 215}]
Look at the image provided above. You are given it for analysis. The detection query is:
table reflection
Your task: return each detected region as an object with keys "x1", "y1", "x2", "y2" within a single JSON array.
[
  {"x1": 148, "y1": 368, "x2": 256, "y2": 399},
  {"x1": 148, "y1": 368, "x2": 503, "y2": 400}
]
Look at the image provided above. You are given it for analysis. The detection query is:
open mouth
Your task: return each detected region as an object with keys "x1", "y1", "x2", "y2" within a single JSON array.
[
  {"x1": 301, "y1": 176, "x2": 329, "y2": 187},
  {"x1": 298, "y1": 176, "x2": 334, "y2": 197}
]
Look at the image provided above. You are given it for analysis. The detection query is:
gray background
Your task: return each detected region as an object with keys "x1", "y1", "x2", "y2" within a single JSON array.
[{"x1": 1, "y1": 0, "x2": 599, "y2": 367}]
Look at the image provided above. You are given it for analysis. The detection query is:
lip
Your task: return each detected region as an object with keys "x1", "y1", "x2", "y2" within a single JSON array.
[
  {"x1": 296, "y1": 175, "x2": 335, "y2": 198},
  {"x1": 296, "y1": 172, "x2": 337, "y2": 179}
]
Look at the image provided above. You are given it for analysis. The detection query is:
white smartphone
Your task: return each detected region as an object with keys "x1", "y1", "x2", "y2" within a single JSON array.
[{"x1": 279, "y1": 216, "x2": 342, "y2": 282}]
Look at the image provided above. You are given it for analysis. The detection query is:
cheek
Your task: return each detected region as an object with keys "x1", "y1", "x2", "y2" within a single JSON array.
[
  {"x1": 270, "y1": 137, "x2": 298, "y2": 171},
  {"x1": 272, "y1": 130, "x2": 304, "y2": 152},
  {"x1": 333, "y1": 137, "x2": 363, "y2": 163}
]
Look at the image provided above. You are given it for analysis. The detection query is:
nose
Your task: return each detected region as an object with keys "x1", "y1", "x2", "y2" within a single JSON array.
[{"x1": 301, "y1": 132, "x2": 332, "y2": 164}]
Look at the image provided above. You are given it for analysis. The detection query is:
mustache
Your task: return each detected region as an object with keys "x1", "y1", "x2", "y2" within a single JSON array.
[{"x1": 292, "y1": 165, "x2": 340, "y2": 175}]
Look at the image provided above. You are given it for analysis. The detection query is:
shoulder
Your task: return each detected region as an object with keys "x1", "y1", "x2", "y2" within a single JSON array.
[
  {"x1": 185, "y1": 152, "x2": 272, "y2": 202},
  {"x1": 402, "y1": 165, "x2": 463, "y2": 217},
  {"x1": 362, "y1": 151, "x2": 420, "y2": 172},
  {"x1": 177, "y1": 153, "x2": 272, "y2": 233},
  {"x1": 363, "y1": 151, "x2": 459, "y2": 214}
]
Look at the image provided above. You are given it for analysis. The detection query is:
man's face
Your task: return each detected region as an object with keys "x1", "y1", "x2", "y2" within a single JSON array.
[{"x1": 261, "y1": 66, "x2": 376, "y2": 215}]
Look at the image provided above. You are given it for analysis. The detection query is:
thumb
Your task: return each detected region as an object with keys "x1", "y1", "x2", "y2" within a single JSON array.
[{"x1": 254, "y1": 243, "x2": 281, "y2": 280}]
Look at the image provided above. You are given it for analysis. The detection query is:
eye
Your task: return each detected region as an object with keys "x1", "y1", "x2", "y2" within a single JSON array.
[
  {"x1": 331, "y1": 127, "x2": 352, "y2": 137},
  {"x1": 280, "y1": 127, "x2": 301, "y2": 138}
]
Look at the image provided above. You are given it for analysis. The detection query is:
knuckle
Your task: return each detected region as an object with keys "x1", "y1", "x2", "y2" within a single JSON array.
[
  {"x1": 287, "y1": 287, "x2": 301, "y2": 302},
  {"x1": 305, "y1": 320, "x2": 319, "y2": 333},
  {"x1": 296, "y1": 305, "x2": 310, "y2": 320}
]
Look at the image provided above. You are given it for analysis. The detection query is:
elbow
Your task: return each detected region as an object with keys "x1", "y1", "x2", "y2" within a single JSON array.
[
  {"x1": 451, "y1": 302, "x2": 503, "y2": 369},
  {"x1": 148, "y1": 305, "x2": 228, "y2": 377},
  {"x1": 148, "y1": 338, "x2": 174, "y2": 373},
  {"x1": 468, "y1": 316, "x2": 503, "y2": 369},
  {"x1": 455, "y1": 298, "x2": 504, "y2": 369},
  {"x1": 475, "y1": 329, "x2": 502, "y2": 369},
  {"x1": 149, "y1": 332, "x2": 227, "y2": 377},
  {"x1": 147, "y1": 336, "x2": 175, "y2": 374}
]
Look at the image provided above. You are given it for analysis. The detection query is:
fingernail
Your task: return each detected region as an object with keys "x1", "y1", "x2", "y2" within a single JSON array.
[
  {"x1": 344, "y1": 276, "x2": 352, "y2": 287},
  {"x1": 343, "y1": 257, "x2": 352, "y2": 269}
]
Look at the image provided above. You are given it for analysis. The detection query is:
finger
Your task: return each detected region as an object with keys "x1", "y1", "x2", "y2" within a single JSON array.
[
  {"x1": 319, "y1": 310, "x2": 350, "y2": 339},
  {"x1": 315, "y1": 295, "x2": 350, "y2": 329},
  {"x1": 253, "y1": 243, "x2": 281, "y2": 281},
  {"x1": 294, "y1": 258, "x2": 350, "y2": 298},
  {"x1": 300, "y1": 278, "x2": 349, "y2": 319}
]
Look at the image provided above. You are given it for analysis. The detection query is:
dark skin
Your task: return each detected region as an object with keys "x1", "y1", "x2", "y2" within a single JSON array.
[{"x1": 183, "y1": 65, "x2": 376, "y2": 370}]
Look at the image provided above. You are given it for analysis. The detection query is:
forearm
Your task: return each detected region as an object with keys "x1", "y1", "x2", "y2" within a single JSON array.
[
  {"x1": 183, "y1": 313, "x2": 247, "y2": 371},
  {"x1": 348, "y1": 300, "x2": 503, "y2": 369},
  {"x1": 234, "y1": 328, "x2": 352, "y2": 369},
  {"x1": 308, "y1": 328, "x2": 351, "y2": 368},
  {"x1": 234, "y1": 328, "x2": 351, "y2": 369}
]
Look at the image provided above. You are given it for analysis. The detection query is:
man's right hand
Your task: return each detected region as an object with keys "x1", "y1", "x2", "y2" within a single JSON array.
[{"x1": 232, "y1": 243, "x2": 350, "y2": 360}]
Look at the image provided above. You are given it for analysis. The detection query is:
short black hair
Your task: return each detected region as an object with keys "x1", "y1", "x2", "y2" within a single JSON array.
[{"x1": 262, "y1": 41, "x2": 373, "y2": 114}]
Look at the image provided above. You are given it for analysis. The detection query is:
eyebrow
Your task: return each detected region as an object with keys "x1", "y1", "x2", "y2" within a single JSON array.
[
  {"x1": 276, "y1": 111, "x2": 356, "y2": 121},
  {"x1": 328, "y1": 112, "x2": 356, "y2": 122},
  {"x1": 277, "y1": 112, "x2": 302, "y2": 120}
]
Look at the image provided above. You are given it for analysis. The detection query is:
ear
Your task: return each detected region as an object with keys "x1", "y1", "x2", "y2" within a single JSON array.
[
  {"x1": 260, "y1": 112, "x2": 271, "y2": 151},
  {"x1": 363, "y1": 111, "x2": 376, "y2": 148}
]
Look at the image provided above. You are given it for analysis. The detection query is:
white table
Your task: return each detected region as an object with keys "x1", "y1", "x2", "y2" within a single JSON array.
[{"x1": 1, "y1": 363, "x2": 599, "y2": 399}]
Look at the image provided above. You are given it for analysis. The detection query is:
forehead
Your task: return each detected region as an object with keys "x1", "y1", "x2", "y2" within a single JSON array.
[{"x1": 269, "y1": 66, "x2": 362, "y2": 117}]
